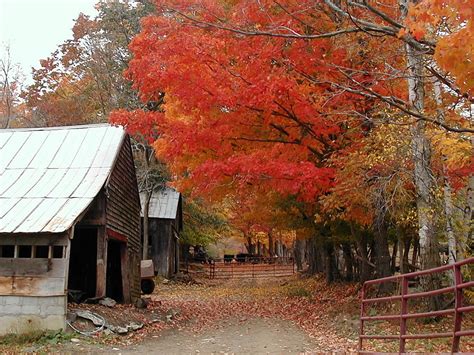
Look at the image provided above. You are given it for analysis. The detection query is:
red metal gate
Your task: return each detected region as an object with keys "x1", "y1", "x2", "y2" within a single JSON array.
[
  {"x1": 209, "y1": 257, "x2": 295, "y2": 279},
  {"x1": 359, "y1": 257, "x2": 474, "y2": 353}
]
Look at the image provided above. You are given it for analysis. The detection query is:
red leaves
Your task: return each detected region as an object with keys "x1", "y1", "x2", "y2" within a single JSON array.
[{"x1": 109, "y1": 109, "x2": 164, "y2": 144}]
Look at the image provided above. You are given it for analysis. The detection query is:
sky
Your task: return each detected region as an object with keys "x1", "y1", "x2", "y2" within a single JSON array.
[{"x1": 0, "y1": 0, "x2": 98, "y2": 81}]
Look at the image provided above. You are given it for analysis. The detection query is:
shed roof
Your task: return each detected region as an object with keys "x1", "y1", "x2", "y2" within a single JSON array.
[
  {"x1": 0, "y1": 124, "x2": 125, "y2": 234},
  {"x1": 140, "y1": 188, "x2": 181, "y2": 220}
]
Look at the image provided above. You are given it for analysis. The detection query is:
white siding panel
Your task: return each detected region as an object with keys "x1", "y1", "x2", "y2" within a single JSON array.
[
  {"x1": 69, "y1": 128, "x2": 106, "y2": 168},
  {"x1": 92, "y1": 126, "x2": 124, "y2": 168},
  {"x1": 0, "y1": 198, "x2": 42, "y2": 233},
  {"x1": 9, "y1": 130, "x2": 49, "y2": 169},
  {"x1": 0, "y1": 131, "x2": 13, "y2": 150},
  {"x1": 48, "y1": 168, "x2": 88, "y2": 198},
  {"x1": 25, "y1": 169, "x2": 68, "y2": 198},
  {"x1": 0, "y1": 131, "x2": 30, "y2": 168},
  {"x1": 0, "y1": 198, "x2": 20, "y2": 219},
  {"x1": 29, "y1": 129, "x2": 68, "y2": 169},
  {"x1": 0, "y1": 169, "x2": 23, "y2": 195},
  {"x1": 42, "y1": 198, "x2": 93, "y2": 233},
  {"x1": 2, "y1": 168, "x2": 46, "y2": 198},
  {"x1": 71, "y1": 167, "x2": 109, "y2": 198},
  {"x1": 15, "y1": 198, "x2": 68, "y2": 233},
  {"x1": 49, "y1": 129, "x2": 87, "y2": 169}
]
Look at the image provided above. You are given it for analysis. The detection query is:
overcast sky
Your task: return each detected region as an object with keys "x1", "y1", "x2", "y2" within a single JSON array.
[{"x1": 0, "y1": 0, "x2": 98, "y2": 81}]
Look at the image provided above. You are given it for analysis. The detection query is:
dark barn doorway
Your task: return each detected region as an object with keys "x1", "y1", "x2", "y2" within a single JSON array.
[
  {"x1": 68, "y1": 227, "x2": 97, "y2": 300},
  {"x1": 106, "y1": 240, "x2": 124, "y2": 302}
]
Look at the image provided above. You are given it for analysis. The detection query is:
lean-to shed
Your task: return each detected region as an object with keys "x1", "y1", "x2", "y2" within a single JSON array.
[
  {"x1": 0, "y1": 124, "x2": 141, "y2": 335},
  {"x1": 141, "y1": 188, "x2": 182, "y2": 277}
]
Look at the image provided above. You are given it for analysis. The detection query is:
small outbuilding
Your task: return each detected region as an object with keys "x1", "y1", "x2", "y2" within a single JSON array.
[
  {"x1": 0, "y1": 124, "x2": 141, "y2": 335},
  {"x1": 140, "y1": 188, "x2": 183, "y2": 278}
]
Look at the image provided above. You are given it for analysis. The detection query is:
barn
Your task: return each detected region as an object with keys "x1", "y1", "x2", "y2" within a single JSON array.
[
  {"x1": 141, "y1": 188, "x2": 183, "y2": 278},
  {"x1": 0, "y1": 124, "x2": 141, "y2": 335}
]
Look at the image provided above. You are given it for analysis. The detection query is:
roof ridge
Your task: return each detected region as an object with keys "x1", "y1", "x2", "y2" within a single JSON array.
[{"x1": 0, "y1": 123, "x2": 118, "y2": 132}]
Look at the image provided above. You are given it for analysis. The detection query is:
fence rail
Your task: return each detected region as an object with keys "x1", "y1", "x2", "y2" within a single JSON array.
[
  {"x1": 359, "y1": 257, "x2": 474, "y2": 353},
  {"x1": 209, "y1": 256, "x2": 295, "y2": 279}
]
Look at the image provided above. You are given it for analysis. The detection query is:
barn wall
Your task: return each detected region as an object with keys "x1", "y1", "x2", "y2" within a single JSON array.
[
  {"x1": 0, "y1": 233, "x2": 69, "y2": 335},
  {"x1": 106, "y1": 135, "x2": 141, "y2": 302},
  {"x1": 149, "y1": 218, "x2": 181, "y2": 277}
]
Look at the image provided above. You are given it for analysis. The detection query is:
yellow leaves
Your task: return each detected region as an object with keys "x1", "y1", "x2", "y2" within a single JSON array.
[{"x1": 431, "y1": 133, "x2": 472, "y2": 169}]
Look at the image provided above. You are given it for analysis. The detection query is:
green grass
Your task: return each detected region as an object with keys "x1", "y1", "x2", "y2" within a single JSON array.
[{"x1": 0, "y1": 329, "x2": 74, "y2": 347}]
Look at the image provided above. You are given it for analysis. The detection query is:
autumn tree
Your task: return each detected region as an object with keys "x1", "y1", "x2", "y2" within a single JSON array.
[{"x1": 0, "y1": 46, "x2": 24, "y2": 129}]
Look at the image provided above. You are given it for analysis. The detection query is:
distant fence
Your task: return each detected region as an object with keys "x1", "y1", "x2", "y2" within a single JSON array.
[
  {"x1": 359, "y1": 257, "x2": 474, "y2": 353},
  {"x1": 209, "y1": 256, "x2": 295, "y2": 279}
]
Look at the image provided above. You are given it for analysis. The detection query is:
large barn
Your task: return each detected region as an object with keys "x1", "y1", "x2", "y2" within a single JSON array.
[
  {"x1": 141, "y1": 188, "x2": 183, "y2": 278},
  {"x1": 0, "y1": 124, "x2": 141, "y2": 335}
]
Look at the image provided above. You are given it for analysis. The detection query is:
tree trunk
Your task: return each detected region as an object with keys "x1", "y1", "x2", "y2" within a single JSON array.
[
  {"x1": 463, "y1": 136, "x2": 474, "y2": 260},
  {"x1": 294, "y1": 239, "x2": 306, "y2": 271},
  {"x1": 403, "y1": 236, "x2": 411, "y2": 273},
  {"x1": 401, "y1": 0, "x2": 441, "y2": 310},
  {"x1": 391, "y1": 239, "x2": 398, "y2": 273},
  {"x1": 342, "y1": 242, "x2": 354, "y2": 281},
  {"x1": 354, "y1": 227, "x2": 372, "y2": 283},
  {"x1": 434, "y1": 80, "x2": 457, "y2": 270},
  {"x1": 268, "y1": 231, "x2": 274, "y2": 256},
  {"x1": 373, "y1": 192, "x2": 392, "y2": 280}
]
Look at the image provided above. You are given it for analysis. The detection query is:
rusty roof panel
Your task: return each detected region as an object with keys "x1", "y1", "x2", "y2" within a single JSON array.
[
  {"x1": 140, "y1": 188, "x2": 181, "y2": 220},
  {"x1": 0, "y1": 124, "x2": 125, "y2": 234}
]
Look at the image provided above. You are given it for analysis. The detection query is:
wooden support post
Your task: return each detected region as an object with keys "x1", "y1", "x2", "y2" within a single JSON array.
[
  {"x1": 96, "y1": 226, "x2": 107, "y2": 298},
  {"x1": 121, "y1": 243, "x2": 131, "y2": 303}
]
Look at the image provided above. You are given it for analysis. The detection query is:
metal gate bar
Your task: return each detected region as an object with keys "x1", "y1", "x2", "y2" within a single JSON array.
[{"x1": 359, "y1": 257, "x2": 474, "y2": 353}]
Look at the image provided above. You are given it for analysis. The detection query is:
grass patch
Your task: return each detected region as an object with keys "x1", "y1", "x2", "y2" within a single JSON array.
[
  {"x1": 285, "y1": 285, "x2": 312, "y2": 298},
  {"x1": 0, "y1": 330, "x2": 74, "y2": 347}
]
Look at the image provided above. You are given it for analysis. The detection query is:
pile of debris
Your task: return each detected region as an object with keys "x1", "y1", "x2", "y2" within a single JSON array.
[{"x1": 67, "y1": 297, "x2": 179, "y2": 336}]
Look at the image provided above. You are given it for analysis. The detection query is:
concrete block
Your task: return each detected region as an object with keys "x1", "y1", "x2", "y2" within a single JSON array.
[
  {"x1": 5, "y1": 296, "x2": 20, "y2": 306},
  {"x1": 1, "y1": 304, "x2": 22, "y2": 315},
  {"x1": 0, "y1": 314, "x2": 65, "y2": 335},
  {"x1": 21, "y1": 297, "x2": 38, "y2": 307},
  {"x1": 21, "y1": 305, "x2": 41, "y2": 315},
  {"x1": 45, "y1": 305, "x2": 65, "y2": 316}
]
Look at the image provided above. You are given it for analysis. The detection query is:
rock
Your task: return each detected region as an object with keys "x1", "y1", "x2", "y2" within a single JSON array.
[
  {"x1": 134, "y1": 297, "x2": 148, "y2": 309},
  {"x1": 167, "y1": 308, "x2": 180, "y2": 317},
  {"x1": 66, "y1": 312, "x2": 77, "y2": 322},
  {"x1": 99, "y1": 297, "x2": 117, "y2": 308},
  {"x1": 70, "y1": 338, "x2": 80, "y2": 343},
  {"x1": 129, "y1": 322, "x2": 144, "y2": 331},
  {"x1": 75, "y1": 310, "x2": 105, "y2": 327}
]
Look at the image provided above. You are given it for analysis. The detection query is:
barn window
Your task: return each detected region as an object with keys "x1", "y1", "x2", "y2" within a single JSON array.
[
  {"x1": 53, "y1": 246, "x2": 64, "y2": 258},
  {"x1": 0, "y1": 245, "x2": 15, "y2": 258},
  {"x1": 36, "y1": 246, "x2": 49, "y2": 258},
  {"x1": 18, "y1": 245, "x2": 32, "y2": 258}
]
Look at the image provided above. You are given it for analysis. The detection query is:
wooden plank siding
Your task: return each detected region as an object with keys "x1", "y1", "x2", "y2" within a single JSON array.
[
  {"x1": 0, "y1": 233, "x2": 69, "y2": 297},
  {"x1": 105, "y1": 136, "x2": 141, "y2": 302}
]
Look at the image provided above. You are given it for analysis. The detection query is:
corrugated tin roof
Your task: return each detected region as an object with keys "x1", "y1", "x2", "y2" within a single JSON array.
[
  {"x1": 140, "y1": 188, "x2": 180, "y2": 220},
  {"x1": 0, "y1": 124, "x2": 125, "y2": 234}
]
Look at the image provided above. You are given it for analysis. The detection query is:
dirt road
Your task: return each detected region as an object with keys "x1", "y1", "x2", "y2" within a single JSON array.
[{"x1": 122, "y1": 318, "x2": 316, "y2": 354}]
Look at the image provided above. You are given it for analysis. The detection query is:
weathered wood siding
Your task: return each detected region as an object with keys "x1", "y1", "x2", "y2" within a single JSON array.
[
  {"x1": 149, "y1": 218, "x2": 181, "y2": 277},
  {"x1": 105, "y1": 135, "x2": 141, "y2": 302},
  {"x1": 0, "y1": 233, "x2": 69, "y2": 335}
]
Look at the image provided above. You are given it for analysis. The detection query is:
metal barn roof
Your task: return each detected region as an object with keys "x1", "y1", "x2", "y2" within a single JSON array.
[
  {"x1": 140, "y1": 188, "x2": 180, "y2": 220},
  {"x1": 0, "y1": 124, "x2": 126, "y2": 234}
]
